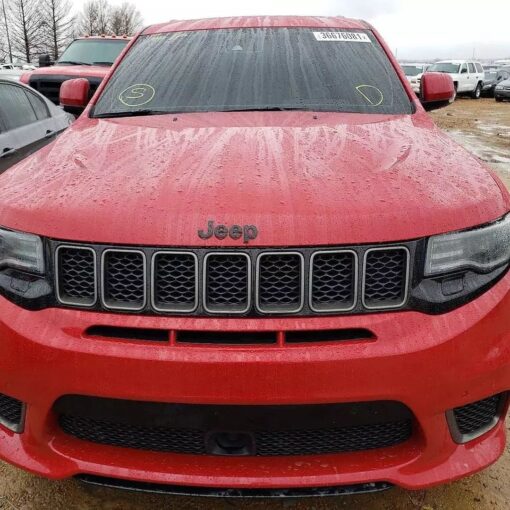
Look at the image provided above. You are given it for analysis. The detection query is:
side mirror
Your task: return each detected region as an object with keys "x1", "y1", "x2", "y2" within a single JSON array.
[
  {"x1": 59, "y1": 78, "x2": 90, "y2": 114},
  {"x1": 420, "y1": 72, "x2": 455, "y2": 111},
  {"x1": 38, "y1": 54, "x2": 53, "y2": 68},
  {"x1": 461, "y1": 68, "x2": 468, "y2": 74}
]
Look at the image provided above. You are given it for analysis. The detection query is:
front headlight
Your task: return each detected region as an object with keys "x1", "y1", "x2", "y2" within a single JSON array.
[
  {"x1": 0, "y1": 228, "x2": 45, "y2": 274},
  {"x1": 425, "y1": 214, "x2": 510, "y2": 276}
]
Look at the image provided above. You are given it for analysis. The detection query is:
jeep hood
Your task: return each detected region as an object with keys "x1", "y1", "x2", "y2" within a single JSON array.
[{"x1": 0, "y1": 111, "x2": 507, "y2": 247}]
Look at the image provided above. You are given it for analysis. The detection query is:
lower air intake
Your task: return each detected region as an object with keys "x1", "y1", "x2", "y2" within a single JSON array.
[
  {"x1": 56, "y1": 396, "x2": 413, "y2": 457},
  {"x1": 452, "y1": 394, "x2": 504, "y2": 438},
  {"x1": 0, "y1": 393, "x2": 24, "y2": 432}
]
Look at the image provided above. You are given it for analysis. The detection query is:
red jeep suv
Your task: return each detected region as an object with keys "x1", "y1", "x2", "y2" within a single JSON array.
[{"x1": 0, "y1": 16, "x2": 509, "y2": 498}]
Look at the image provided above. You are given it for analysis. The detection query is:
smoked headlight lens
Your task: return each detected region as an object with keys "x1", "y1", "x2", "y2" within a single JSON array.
[
  {"x1": 0, "y1": 228, "x2": 45, "y2": 275},
  {"x1": 425, "y1": 214, "x2": 510, "y2": 276}
]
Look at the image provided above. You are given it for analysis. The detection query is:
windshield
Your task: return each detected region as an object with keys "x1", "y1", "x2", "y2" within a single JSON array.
[
  {"x1": 58, "y1": 39, "x2": 129, "y2": 66},
  {"x1": 428, "y1": 63, "x2": 460, "y2": 74},
  {"x1": 93, "y1": 28, "x2": 413, "y2": 117},
  {"x1": 402, "y1": 65, "x2": 422, "y2": 76}
]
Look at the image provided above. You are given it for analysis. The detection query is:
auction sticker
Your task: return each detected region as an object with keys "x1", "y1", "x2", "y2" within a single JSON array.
[{"x1": 313, "y1": 32, "x2": 371, "y2": 42}]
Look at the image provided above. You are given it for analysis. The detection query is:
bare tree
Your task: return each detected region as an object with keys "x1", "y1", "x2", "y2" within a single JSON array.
[
  {"x1": 9, "y1": 0, "x2": 44, "y2": 63},
  {"x1": 1, "y1": 0, "x2": 13, "y2": 62},
  {"x1": 0, "y1": 38, "x2": 7, "y2": 62},
  {"x1": 110, "y1": 2, "x2": 142, "y2": 36},
  {"x1": 79, "y1": 0, "x2": 98, "y2": 35},
  {"x1": 79, "y1": 0, "x2": 111, "y2": 36},
  {"x1": 40, "y1": 0, "x2": 74, "y2": 60},
  {"x1": 95, "y1": 0, "x2": 109, "y2": 34}
]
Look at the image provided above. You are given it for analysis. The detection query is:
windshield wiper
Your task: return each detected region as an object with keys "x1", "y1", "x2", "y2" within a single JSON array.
[
  {"x1": 93, "y1": 109, "x2": 171, "y2": 118},
  {"x1": 58, "y1": 60, "x2": 92, "y2": 66},
  {"x1": 92, "y1": 61, "x2": 113, "y2": 66},
  {"x1": 93, "y1": 107, "x2": 315, "y2": 118},
  {"x1": 220, "y1": 106, "x2": 312, "y2": 112}
]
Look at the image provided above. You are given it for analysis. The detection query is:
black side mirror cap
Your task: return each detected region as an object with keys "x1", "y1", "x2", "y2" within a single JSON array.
[{"x1": 38, "y1": 54, "x2": 54, "y2": 68}]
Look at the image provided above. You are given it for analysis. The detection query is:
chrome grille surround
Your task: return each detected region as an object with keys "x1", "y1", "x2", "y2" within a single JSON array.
[
  {"x1": 54, "y1": 243, "x2": 413, "y2": 316},
  {"x1": 362, "y1": 247, "x2": 411, "y2": 310},
  {"x1": 309, "y1": 250, "x2": 358, "y2": 313},
  {"x1": 55, "y1": 245, "x2": 97, "y2": 307},
  {"x1": 100, "y1": 249, "x2": 147, "y2": 312},
  {"x1": 255, "y1": 252, "x2": 305, "y2": 314},
  {"x1": 203, "y1": 252, "x2": 251, "y2": 314},
  {"x1": 151, "y1": 251, "x2": 199, "y2": 313}
]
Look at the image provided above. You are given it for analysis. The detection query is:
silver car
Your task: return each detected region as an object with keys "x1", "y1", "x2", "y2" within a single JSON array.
[
  {"x1": 0, "y1": 79, "x2": 73, "y2": 173},
  {"x1": 495, "y1": 77, "x2": 510, "y2": 102}
]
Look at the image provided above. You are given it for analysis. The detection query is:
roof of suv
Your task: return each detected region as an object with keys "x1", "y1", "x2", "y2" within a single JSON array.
[
  {"x1": 436, "y1": 60, "x2": 481, "y2": 64},
  {"x1": 144, "y1": 16, "x2": 369, "y2": 35}
]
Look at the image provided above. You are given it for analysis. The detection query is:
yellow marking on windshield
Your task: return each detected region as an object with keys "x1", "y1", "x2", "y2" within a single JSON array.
[
  {"x1": 355, "y1": 85, "x2": 384, "y2": 106},
  {"x1": 118, "y1": 84, "x2": 156, "y2": 107}
]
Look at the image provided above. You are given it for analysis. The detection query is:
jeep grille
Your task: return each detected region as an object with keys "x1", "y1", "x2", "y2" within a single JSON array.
[{"x1": 54, "y1": 243, "x2": 411, "y2": 316}]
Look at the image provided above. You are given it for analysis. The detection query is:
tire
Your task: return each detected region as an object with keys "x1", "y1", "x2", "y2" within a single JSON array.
[
  {"x1": 452, "y1": 84, "x2": 458, "y2": 101},
  {"x1": 496, "y1": 97, "x2": 503, "y2": 102},
  {"x1": 471, "y1": 82, "x2": 482, "y2": 99}
]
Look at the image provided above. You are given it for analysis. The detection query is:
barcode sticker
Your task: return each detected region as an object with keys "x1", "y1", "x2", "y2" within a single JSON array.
[{"x1": 313, "y1": 32, "x2": 371, "y2": 43}]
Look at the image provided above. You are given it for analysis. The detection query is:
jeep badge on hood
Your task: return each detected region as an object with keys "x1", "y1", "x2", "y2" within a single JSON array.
[{"x1": 198, "y1": 221, "x2": 258, "y2": 243}]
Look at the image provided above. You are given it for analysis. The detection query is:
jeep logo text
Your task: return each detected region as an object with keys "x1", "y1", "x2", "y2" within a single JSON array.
[{"x1": 198, "y1": 221, "x2": 258, "y2": 244}]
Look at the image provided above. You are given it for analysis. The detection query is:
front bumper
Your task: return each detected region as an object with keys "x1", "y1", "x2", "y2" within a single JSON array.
[
  {"x1": 495, "y1": 89, "x2": 510, "y2": 99},
  {"x1": 0, "y1": 271, "x2": 509, "y2": 491}
]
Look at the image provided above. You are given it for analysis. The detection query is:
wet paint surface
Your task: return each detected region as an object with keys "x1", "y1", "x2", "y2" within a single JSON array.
[
  {"x1": 0, "y1": 109, "x2": 507, "y2": 246},
  {"x1": 24, "y1": 64, "x2": 111, "y2": 80},
  {"x1": 144, "y1": 16, "x2": 369, "y2": 35}
]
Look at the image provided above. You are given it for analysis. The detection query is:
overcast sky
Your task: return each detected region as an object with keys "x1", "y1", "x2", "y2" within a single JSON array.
[{"x1": 75, "y1": 0, "x2": 510, "y2": 60}]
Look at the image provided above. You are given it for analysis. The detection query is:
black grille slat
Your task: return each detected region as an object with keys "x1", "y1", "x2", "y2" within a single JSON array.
[
  {"x1": 205, "y1": 254, "x2": 249, "y2": 313},
  {"x1": 153, "y1": 253, "x2": 197, "y2": 312},
  {"x1": 57, "y1": 247, "x2": 96, "y2": 306},
  {"x1": 363, "y1": 249, "x2": 408, "y2": 308},
  {"x1": 0, "y1": 393, "x2": 23, "y2": 427},
  {"x1": 454, "y1": 395, "x2": 502, "y2": 436},
  {"x1": 103, "y1": 251, "x2": 145, "y2": 309},
  {"x1": 311, "y1": 252, "x2": 356, "y2": 311},
  {"x1": 257, "y1": 254, "x2": 303, "y2": 312}
]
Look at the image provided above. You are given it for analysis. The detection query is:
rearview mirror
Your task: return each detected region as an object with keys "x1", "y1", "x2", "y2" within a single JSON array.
[
  {"x1": 420, "y1": 73, "x2": 455, "y2": 111},
  {"x1": 38, "y1": 54, "x2": 53, "y2": 68},
  {"x1": 59, "y1": 78, "x2": 90, "y2": 114}
]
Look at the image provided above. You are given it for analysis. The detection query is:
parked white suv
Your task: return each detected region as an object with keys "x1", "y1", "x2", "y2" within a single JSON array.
[
  {"x1": 400, "y1": 63, "x2": 430, "y2": 93},
  {"x1": 427, "y1": 60, "x2": 485, "y2": 99}
]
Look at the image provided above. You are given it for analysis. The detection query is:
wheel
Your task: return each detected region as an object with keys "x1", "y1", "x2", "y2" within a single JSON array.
[
  {"x1": 496, "y1": 97, "x2": 503, "y2": 102},
  {"x1": 452, "y1": 84, "x2": 458, "y2": 101},
  {"x1": 471, "y1": 82, "x2": 482, "y2": 99}
]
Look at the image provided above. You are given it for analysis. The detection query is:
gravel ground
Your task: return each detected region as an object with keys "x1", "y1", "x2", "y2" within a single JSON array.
[{"x1": 1, "y1": 97, "x2": 509, "y2": 510}]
